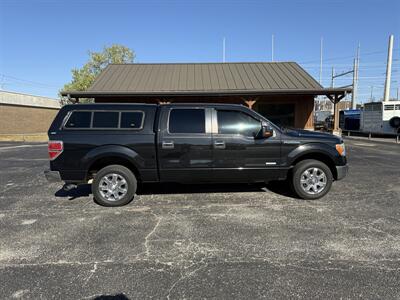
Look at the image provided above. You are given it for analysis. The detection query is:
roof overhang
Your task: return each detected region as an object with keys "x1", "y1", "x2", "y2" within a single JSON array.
[{"x1": 61, "y1": 87, "x2": 352, "y2": 99}]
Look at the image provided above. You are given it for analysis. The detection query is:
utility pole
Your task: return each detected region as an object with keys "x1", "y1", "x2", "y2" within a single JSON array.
[
  {"x1": 370, "y1": 86, "x2": 374, "y2": 101},
  {"x1": 222, "y1": 37, "x2": 226, "y2": 63},
  {"x1": 351, "y1": 43, "x2": 360, "y2": 109},
  {"x1": 383, "y1": 34, "x2": 394, "y2": 102},
  {"x1": 319, "y1": 37, "x2": 323, "y2": 84},
  {"x1": 271, "y1": 34, "x2": 274, "y2": 62},
  {"x1": 351, "y1": 58, "x2": 358, "y2": 109},
  {"x1": 330, "y1": 67, "x2": 335, "y2": 113},
  {"x1": 331, "y1": 67, "x2": 353, "y2": 118}
]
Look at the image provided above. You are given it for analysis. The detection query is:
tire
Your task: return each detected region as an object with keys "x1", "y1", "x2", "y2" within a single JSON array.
[
  {"x1": 292, "y1": 159, "x2": 333, "y2": 200},
  {"x1": 389, "y1": 116, "x2": 400, "y2": 128},
  {"x1": 92, "y1": 165, "x2": 137, "y2": 207}
]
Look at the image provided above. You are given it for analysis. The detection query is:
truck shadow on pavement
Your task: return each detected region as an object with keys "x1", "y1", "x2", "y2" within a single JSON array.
[
  {"x1": 54, "y1": 181, "x2": 297, "y2": 201},
  {"x1": 138, "y1": 181, "x2": 296, "y2": 198},
  {"x1": 93, "y1": 294, "x2": 129, "y2": 300},
  {"x1": 55, "y1": 184, "x2": 92, "y2": 200}
]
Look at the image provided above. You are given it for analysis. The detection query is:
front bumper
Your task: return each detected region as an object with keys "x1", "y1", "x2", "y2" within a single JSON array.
[
  {"x1": 44, "y1": 170, "x2": 62, "y2": 182},
  {"x1": 335, "y1": 164, "x2": 348, "y2": 180}
]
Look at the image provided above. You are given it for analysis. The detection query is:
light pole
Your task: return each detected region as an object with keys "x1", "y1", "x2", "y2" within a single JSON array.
[{"x1": 383, "y1": 35, "x2": 394, "y2": 102}]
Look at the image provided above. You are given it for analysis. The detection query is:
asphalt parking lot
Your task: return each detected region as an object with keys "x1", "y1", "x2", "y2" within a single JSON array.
[{"x1": 0, "y1": 139, "x2": 399, "y2": 299}]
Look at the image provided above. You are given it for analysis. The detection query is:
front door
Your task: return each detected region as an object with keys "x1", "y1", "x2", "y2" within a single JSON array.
[
  {"x1": 212, "y1": 108, "x2": 282, "y2": 182},
  {"x1": 158, "y1": 106, "x2": 213, "y2": 182}
]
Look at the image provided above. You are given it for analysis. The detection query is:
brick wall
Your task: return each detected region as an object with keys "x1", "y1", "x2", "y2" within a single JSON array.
[
  {"x1": 0, "y1": 91, "x2": 60, "y2": 136},
  {"x1": 0, "y1": 104, "x2": 59, "y2": 134}
]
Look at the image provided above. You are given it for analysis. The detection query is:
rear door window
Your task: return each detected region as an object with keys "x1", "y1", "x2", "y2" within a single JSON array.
[
  {"x1": 92, "y1": 112, "x2": 119, "y2": 128},
  {"x1": 64, "y1": 111, "x2": 91, "y2": 128},
  {"x1": 169, "y1": 109, "x2": 205, "y2": 134}
]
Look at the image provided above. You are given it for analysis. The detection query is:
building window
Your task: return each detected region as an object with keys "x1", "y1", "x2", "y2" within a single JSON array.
[
  {"x1": 65, "y1": 111, "x2": 92, "y2": 128},
  {"x1": 384, "y1": 105, "x2": 395, "y2": 111},
  {"x1": 169, "y1": 109, "x2": 205, "y2": 134},
  {"x1": 120, "y1": 112, "x2": 144, "y2": 129},
  {"x1": 92, "y1": 112, "x2": 119, "y2": 128},
  {"x1": 257, "y1": 103, "x2": 295, "y2": 127},
  {"x1": 217, "y1": 110, "x2": 260, "y2": 136}
]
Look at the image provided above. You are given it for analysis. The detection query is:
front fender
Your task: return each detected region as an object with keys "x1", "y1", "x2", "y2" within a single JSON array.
[
  {"x1": 286, "y1": 143, "x2": 341, "y2": 166},
  {"x1": 82, "y1": 145, "x2": 145, "y2": 170}
]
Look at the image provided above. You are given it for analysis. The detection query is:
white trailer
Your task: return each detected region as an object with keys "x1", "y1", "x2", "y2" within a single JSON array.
[{"x1": 360, "y1": 101, "x2": 400, "y2": 134}]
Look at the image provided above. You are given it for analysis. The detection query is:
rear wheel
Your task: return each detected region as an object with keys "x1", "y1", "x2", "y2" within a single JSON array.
[
  {"x1": 92, "y1": 165, "x2": 137, "y2": 207},
  {"x1": 292, "y1": 159, "x2": 333, "y2": 200}
]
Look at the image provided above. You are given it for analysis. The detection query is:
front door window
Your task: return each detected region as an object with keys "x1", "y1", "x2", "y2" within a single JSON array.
[{"x1": 217, "y1": 110, "x2": 260, "y2": 137}]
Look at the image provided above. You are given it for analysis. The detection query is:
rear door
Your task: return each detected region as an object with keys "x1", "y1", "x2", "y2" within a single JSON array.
[
  {"x1": 157, "y1": 106, "x2": 213, "y2": 182},
  {"x1": 212, "y1": 107, "x2": 282, "y2": 182}
]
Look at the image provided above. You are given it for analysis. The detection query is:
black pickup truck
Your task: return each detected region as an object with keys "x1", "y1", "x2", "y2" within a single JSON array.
[{"x1": 45, "y1": 103, "x2": 348, "y2": 206}]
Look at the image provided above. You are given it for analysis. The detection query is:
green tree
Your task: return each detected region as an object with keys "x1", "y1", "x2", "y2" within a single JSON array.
[{"x1": 61, "y1": 44, "x2": 135, "y2": 104}]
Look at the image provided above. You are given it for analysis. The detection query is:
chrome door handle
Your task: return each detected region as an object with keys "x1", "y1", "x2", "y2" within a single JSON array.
[
  {"x1": 214, "y1": 141, "x2": 226, "y2": 149},
  {"x1": 162, "y1": 141, "x2": 174, "y2": 149}
]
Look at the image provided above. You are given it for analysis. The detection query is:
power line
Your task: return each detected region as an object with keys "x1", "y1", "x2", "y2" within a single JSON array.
[
  {"x1": 300, "y1": 48, "x2": 400, "y2": 64},
  {"x1": 0, "y1": 73, "x2": 61, "y2": 88}
]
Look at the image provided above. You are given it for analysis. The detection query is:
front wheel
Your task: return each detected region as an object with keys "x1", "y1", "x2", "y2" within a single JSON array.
[
  {"x1": 92, "y1": 165, "x2": 137, "y2": 206},
  {"x1": 292, "y1": 159, "x2": 333, "y2": 200}
]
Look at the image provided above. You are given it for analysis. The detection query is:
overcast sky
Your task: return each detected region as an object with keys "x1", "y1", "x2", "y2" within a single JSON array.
[{"x1": 0, "y1": 0, "x2": 399, "y2": 100}]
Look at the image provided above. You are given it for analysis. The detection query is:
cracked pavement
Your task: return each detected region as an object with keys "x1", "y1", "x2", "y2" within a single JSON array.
[{"x1": 0, "y1": 138, "x2": 399, "y2": 299}]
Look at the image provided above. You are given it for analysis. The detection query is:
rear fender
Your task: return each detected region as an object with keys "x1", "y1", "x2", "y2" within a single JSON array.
[{"x1": 82, "y1": 145, "x2": 144, "y2": 171}]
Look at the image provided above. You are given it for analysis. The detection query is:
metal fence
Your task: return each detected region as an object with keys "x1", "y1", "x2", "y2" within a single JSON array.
[{"x1": 342, "y1": 129, "x2": 400, "y2": 144}]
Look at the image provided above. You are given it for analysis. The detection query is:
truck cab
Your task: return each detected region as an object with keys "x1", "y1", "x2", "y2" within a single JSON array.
[{"x1": 45, "y1": 103, "x2": 348, "y2": 206}]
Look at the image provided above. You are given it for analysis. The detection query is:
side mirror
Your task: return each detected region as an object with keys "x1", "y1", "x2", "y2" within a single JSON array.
[{"x1": 254, "y1": 124, "x2": 274, "y2": 139}]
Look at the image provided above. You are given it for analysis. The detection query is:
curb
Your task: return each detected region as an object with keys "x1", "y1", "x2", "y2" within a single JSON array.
[
  {"x1": 343, "y1": 136, "x2": 399, "y2": 145},
  {"x1": 0, "y1": 133, "x2": 48, "y2": 142}
]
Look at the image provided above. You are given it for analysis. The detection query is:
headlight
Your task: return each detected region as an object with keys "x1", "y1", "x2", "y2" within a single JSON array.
[{"x1": 335, "y1": 143, "x2": 346, "y2": 156}]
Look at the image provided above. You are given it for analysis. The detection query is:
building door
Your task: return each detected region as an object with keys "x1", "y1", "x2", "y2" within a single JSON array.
[
  {"x1": 158, "y1": 106, "x2": 214, "y2": 182},
  {"x1": 212, "y1": 108, "x2": 282, "y2": 182},
  {"x1": 257, "y1": 103, "x2": 295, "y2": 128}
]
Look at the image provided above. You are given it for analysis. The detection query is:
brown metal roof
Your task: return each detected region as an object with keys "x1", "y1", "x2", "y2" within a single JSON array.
[{"x1": 61, "y1": 62, "x2": 352, "y2": 97}]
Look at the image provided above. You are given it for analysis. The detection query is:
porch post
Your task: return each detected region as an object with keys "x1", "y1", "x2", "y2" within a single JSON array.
[
  {"x1": 333, "y1": 100, "x2": 339, "y2": 133},
  {"x1": 326, "y1": 93, "x2": 345, "y2": 136}
]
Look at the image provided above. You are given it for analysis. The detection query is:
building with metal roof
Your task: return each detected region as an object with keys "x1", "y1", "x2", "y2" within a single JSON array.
[{"x1": 61, "y1": 62, "x2": 351, "y2": 130}]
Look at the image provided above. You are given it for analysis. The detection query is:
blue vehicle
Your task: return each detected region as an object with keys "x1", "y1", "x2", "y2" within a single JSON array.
[{"x1": 339, "y1": 109, "x2": 361, "y2": 131}]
